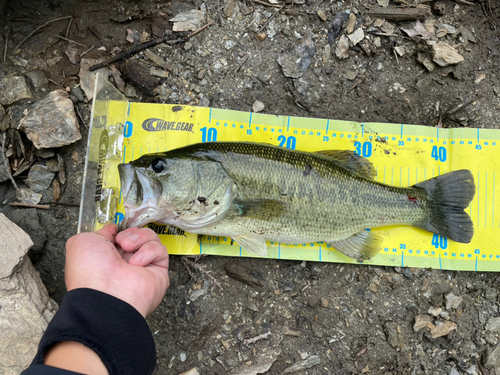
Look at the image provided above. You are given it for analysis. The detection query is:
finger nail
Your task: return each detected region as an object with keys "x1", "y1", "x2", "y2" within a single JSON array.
[
  {"x1": 132, "y1": 253, "x2": 143, "y2": 262},
  {"x1": 121, "y1": 233, "x2": 139, "y2": 242}
]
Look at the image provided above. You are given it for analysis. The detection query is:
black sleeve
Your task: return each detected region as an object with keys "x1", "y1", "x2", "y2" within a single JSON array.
[{"x1": 21, "y1": 288, "x2": 156, "y2": 375}]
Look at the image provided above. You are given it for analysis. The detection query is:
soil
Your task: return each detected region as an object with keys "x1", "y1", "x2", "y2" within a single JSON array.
[{"x1": 1, "y1": 0, "x2": 500, "y2": 374}]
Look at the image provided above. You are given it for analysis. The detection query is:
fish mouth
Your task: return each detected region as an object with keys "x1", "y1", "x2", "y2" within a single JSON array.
[{"x1": 118, "y1": 163, "x2": 164, "y2": 229}]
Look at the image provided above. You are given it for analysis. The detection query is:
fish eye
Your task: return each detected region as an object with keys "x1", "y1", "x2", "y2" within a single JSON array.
[{"x1": 151, "y1": 158, "x2": 165, "y2": 173}]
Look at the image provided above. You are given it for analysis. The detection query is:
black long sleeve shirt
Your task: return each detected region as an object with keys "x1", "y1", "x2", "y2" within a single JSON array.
[{"x1": 21, "y1": 288, "x2": 156, "y2": 375}]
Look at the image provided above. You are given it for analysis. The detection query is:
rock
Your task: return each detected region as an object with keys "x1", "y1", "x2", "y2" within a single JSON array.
[
  {"x1": 19, "y1": 90, "x2": 81, "y2": 149},
  {"x1": 0, "y1": 76, "x2": 32, "y2": 105},
  {"x1": 4, "y1": 208, "x2": 47, "y2": 258},
  {"x1": 70, "y1": 87, "x2": 85, "y2": 103},
  {"x1": 25, "y1": 164, "x2": 55, "y2": 192},
  {"x1": 25, "y1": 71, "x2": 49, "y2": 93},
  {"x1": 170, "y1": 9, "x2": 205, "y2": 32},
  {"x1": 327, "y1": 11, "x2": 349, "y2": 44},
  {"x1": 485, "y1": 288, "x2": 498, "y2": 300},
  {"x1": 10, "y1": 56, "x2": 28, "y2": 67},
  {"x1": 0, "y1": 214, "x2": 57, "y2": 374},
  {"x1": 346, "y1": 13, "x2": 356, "y2": 34},
  {"x1": 79, "y1": 58, "x2": 109, "y2": 101},
  {"x1": 449, "y1": 368, "x2": 460, "y2": 375},
  {"x1": 0, "y1": 133, "x2": 14, "y2": 185},
  {"x1": 486, "y1": 317, "x2": 500, "y2": 332},
  {"x1": 35, "y1": 149, "x2": 55, "y2": 159},
  {"x1": 121, "y1": 60, "x2": 159, "y2": 96},
  {"x1": 189, "y1": 280, "x2": 210, "y2": 302},
  {"x1": 484, "y1": 343, "x2": 500, "y2": 368},
  {"x1": 229, "y1": 354, "x2": 277, "y2": 375},
  {"x1": 65, "y1": 43, "x2": 81, "y2": 65},
  {"x1": 179, "y1": 368, "x2": 200, "y2": 375},
  {"x1": 445, "y1": 292, "x2": 463, "y2": 310},
  {"x1": 126, "y1": 29, "x2": 141, "y2": 43},
  {"x1": 433, "y1": 43, "x2": 464, "y2": 67},
  {"x1": 414, "y1": 315, "x2": 431, "y2": 331},
  {"x1": 321, "y1": 297, "x2": 329, "y2": 307},
  {"x1": 348, "y1": 28, "x2": 364, "y2": 45},
  {"x1": 15, "y1": 187, "x2": 42, "y2": 205},
  {"x1": 180, "y1": 352, "x2": 187, "y2": 362},
  {"x1": 431, "y1": 321, "x2": 457, "y2": 338},
  {"x1": 428, "y1": 307, "x2": 442, "y2": 317},
  {"x1": 277, "y1": 31, "x2": 315, "y2": 78},
  {"x1": 284, "y1": 355, "x2": 321, "y2": 373},
  {"x1": 385, "y1": 322, "x2": 406, "y2": 348},
  {"x1": 0, "y1": 114, "x2": 9, "y2": 131},
  {"x1": 252, "y1": 100, "x2": 265, "y2": 113},
  {"x1": 0, "y1": 104, "x2": 4, "y2": 122},
  {"x1": 335, "y1": 35, "x2": 350, "y2": 59}
]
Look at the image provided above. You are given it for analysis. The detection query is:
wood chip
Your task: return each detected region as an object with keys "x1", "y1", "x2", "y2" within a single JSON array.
[
  {"x1": 144, "y1": 49, "x2": 173, "y2": 72},
  {"x1": 224, "y1": 261, "x2": 265, "y2": 287}
]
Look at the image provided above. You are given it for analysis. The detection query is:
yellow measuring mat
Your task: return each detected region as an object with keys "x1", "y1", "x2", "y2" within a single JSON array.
[{"x1": 79, "y1": 74, "x2": 500, "y2": 272}]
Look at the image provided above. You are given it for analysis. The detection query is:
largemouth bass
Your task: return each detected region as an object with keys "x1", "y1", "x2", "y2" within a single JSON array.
[{"x1": 118, "y1": 142, "x2": 475, "y2": 261}]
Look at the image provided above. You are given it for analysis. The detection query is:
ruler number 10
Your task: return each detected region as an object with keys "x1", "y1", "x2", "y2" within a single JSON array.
[
  {"x1": 200, "y1": 127, "x2": 217, "y2": 142},
  {"x1": 432, "y1": 234, "x2": 447, "y2": 249},
  {"x1": 431, "y1": 146, "x2": 446, "y2": 162}
]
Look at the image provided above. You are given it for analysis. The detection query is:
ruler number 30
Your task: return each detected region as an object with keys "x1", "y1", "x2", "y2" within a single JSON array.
[{"x1": 354, "y1": 141, "x2": 372, "y2": 157}]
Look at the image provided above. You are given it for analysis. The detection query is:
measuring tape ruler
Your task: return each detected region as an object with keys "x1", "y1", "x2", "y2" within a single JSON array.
[{"x1": 100, "y1": 103, "x2": 500, "y2": 271}]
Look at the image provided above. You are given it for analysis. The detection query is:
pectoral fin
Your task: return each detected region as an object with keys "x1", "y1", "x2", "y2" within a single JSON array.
[
  {"x1": 328, "y1": 230, "x2": 383, "y2": 261},
  {"x1": 233, "y1": 234, "x2": 268, "y2": 256},
  {"x1": 316, "y1": 150, "x2": 376, "y2": 179}
]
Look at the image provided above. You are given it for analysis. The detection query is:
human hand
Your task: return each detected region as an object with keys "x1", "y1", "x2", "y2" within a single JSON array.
[{"x1": 65, "y1": 223, "x2": 169, "y2": 317}]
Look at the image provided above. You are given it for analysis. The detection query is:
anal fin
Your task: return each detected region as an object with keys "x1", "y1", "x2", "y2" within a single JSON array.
[
  {"x1": 328, "y1": 230, "x2": 383, "y2": 261},
  {"x1": 233, "y1": 234, "x2": 269, "y2": 256}
]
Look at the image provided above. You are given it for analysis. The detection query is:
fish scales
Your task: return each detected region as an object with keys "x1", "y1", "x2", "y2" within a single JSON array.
[{"x1": 179, "y1": 143, "x2": 427, "y2": 243}]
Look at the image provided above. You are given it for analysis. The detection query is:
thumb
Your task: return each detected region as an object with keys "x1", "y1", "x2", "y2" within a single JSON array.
[{"x1": 95, "y1": 223, "x2": 119, "y2": 244}]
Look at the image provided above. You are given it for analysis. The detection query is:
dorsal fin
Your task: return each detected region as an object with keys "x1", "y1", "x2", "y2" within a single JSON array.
[{"x1": 316, "y1": 150, "x2": 376, "y2": 179}]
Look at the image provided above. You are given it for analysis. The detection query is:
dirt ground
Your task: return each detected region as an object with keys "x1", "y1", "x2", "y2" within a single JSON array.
[{"x1": 1, "y1": 0, "x2": 500, "y2": 374}]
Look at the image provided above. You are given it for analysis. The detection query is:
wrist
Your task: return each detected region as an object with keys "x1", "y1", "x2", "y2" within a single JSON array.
[{"x1": 45, "y1": 341, "x2": 108, "y2": 375}]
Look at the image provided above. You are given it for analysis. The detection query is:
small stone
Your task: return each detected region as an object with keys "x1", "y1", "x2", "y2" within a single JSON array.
[
  {"x1": 431, "y1": 321, "x2": 457, "y2": 338},
  {"x1": 445, "y1": 292, "x2": 463, "y2": 310},
  {"x1": 0, "y1": 76, "x2": 32, "y2": 105},
  {"x1": 284, "y1": 355, "x2": 321, "y2": 373},
  {"x1": 317, "y1": 9, "x2": 327, "y2": 22},
  {"x1": 485, "y1": 343, "x2": 500, "y2": 368},
  {"x1": 346, "y1": 13, "x2": 356, "y2": 34},
  {"x1": 0, "y1": 104, "x2": 4, "y2": 122},
  {"x1": 170, "y1": 9, "x2": 205, "y2": 32},
  {"x1": 460, "y1": 27, "x2": 476, "y2": 43},
  {"x1": 15, "y1": 187, "x2": 42, "y2": 205},
  {"x1": 449, "y1": 368, "x2": 460, "y2": 375},
  {"x1": 65, "y1": 43, "x2": 81, "y2": 65},
  {"x1": 125, "y1": 85, "x2": 137, "y2": 98},
  {"x1": 252, "y1": 100, "x2": 265, "y2": 113},
  {"x1": 433, "y1": 43, "x2": 464, "y2": 67},
  {"x1": 126, "y1": 29, "x2": 141, "y2": 43},
  {"x1": 20, "y1": 90, "x2": 81, "y2": 149},
  {"x1": 46, "y1": 158, "x2": 59, "y2": 173},
  {"x1": 485, "y1": 332, "x2": 497, "y2": 345},
  {"x1": 485, "y1": 288, "x2": 498, "y2": 300},
  {"x1": 25, "y1": 71, "x2": 49, "y2": 93},
  {"x1": 179, "y1": 368, "x2": 200, "y2": 375},
  {"x1": 320, "y1": 297, "x2": 329, "y2": 307},
  {"x1": 440, "y1": 311, "x2": 450, "y2": 319},
  {"x1": 277, "y1": 31, "x2": 315, "y2": 79},
  {"x1": 179, "y1": 352, "x2": 187, "y2": 362},
  {"x1": 348, "y1": 28, "x2": 364, "y2": 45},
  {"x1": 475, "y1": 74, "x2": 486, "y2": 84},
  {"x1": 46, "y1": 55, "x2": 63, "y2": 67},
  {"x1": 486, "y1": 317, "x2": 500, "y2": 332},
  {"x1": 70, "y1": 87, "x2": 85, "y2": 102},
  {"x1": 10, "y1": 56, "x2": 28, "y2": 67},
  {"x1": 200, "y1": 97, "x2": 210, "y2": 107},
  {"x1": 414, "y1": 315, "x2": 430, "y2": 332},
  {"x1": 335, "y1": 35, "x2": 349, "y2": 59},
  {"x1": 25, "y1": 164, "x2": 55, "y2": 192},
  {"x1": 428, "y1": 307, "x2": 442, "y2": 317}
]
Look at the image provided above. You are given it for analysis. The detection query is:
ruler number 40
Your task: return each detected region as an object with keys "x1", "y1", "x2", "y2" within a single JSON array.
[
  {"x1": 431, "y1": 146, "x2": 446, "y2": 162},
  {"x1": 432, "y1": 234, "x2": 447, "y2": 249}
]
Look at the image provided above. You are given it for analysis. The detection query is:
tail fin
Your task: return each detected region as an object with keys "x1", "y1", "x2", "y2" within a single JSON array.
[{"x1": 415, "y1": 169, "x2": 475, "y2": 243}]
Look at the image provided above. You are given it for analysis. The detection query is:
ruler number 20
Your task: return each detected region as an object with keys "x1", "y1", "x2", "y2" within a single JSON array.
[{"x1": 278, "y1": 135, "x2": 296, "y2": 149}]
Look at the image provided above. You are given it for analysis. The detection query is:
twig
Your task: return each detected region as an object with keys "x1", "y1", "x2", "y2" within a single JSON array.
[
  {"x1": 75, "y1": 105, "x2": 88, "y2": 129},
  {"x1": 393, "y1": 47, "x2": 400, "y2": 65},
  {"x1": 257, "y1": 5, "x2": 284, "y2": 33},
  {"x1": 9, "y1": 202, "x2": 50, "y2": 209},
  {"x1": 243, "y1": 331, "x2": 272, "y2": 346},
  {"x1": 445, "y1": 99, "x2": 474, "y2": 116},
  {"x1": 89, "y1": 21, "x2": 214, "y2": 72},
  {"x1": 235, "y1": 55, "x2": 249, "y2": 73},
  {"x1": 455, "y1": 0, "x2": 475, "y2": 4},
  {"x1": 79, "y1": 45, "x2": 95, "y2": 57},
  {"x1": 48, "y1": 79, "x2": 64, "y2": 88},
  {"x1": 13, "y1": 15, "x2": 73, "y2": 53},
  {"x1": 3, "y1": 33, "x2": 8, "y2": 62},
  {"x1": 57, "y1": 35, "x2": 85, "y2": 47},
  {"x1": 181, "y1": 256, "x2": 223, "y2": 290},
  {"x1": 252, "y1": 0, "x2": 283, "y2": 8},
  {"x1": 185, "y1": 20, "x2": 214, "y2": 39},
  {"x1": 65, "y1": 17, "x2": 73, "y2": 39},
  {"x1": 17, "y1": 110, "x2": 30, "y2": 129}
]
